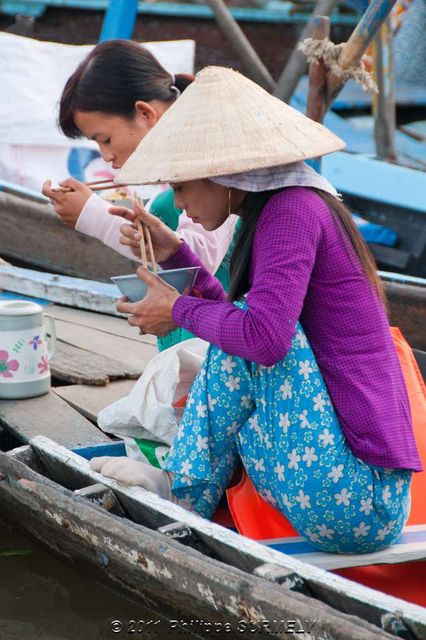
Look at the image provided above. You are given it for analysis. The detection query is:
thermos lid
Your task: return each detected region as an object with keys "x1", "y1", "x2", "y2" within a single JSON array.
[{"x1": 0, "y1": 300, "x2": 43, "y2": 316}]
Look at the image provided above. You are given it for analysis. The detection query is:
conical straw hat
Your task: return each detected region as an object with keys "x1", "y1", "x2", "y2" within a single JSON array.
[{"x1": 117, "y1": 66, "x2": 345, "y2": 185}]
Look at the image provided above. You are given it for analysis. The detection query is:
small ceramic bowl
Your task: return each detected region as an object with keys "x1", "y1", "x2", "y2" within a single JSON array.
[
  {"x1": 111, "y1": 266, "x2": 200, "y2": 302},
  {"x1": 104, "y1": 197, "x2": 133, "y2": 209}
]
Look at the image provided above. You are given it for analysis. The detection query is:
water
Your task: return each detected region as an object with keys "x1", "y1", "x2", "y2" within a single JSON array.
[{"x1": 0, "y1": 518, "x2": 197, "y2": 640}]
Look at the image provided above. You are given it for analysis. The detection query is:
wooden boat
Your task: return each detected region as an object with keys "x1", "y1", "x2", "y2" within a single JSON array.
[
  {"x1": 0, "y1": 188, "x2": 138, "y2": 281},
  {"x1": 0, "y1": 434, "x2": 425, "y2": 640}
]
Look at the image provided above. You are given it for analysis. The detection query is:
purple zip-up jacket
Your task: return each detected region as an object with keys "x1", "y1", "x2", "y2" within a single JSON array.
[{"x1": 162, "y1": 187, "x2": 422, "y2": 471}]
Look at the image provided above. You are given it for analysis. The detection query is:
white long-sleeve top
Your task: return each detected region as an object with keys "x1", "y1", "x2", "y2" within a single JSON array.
[{"x1": 75, "y1": 192, "x2": 236, "y2": 274}]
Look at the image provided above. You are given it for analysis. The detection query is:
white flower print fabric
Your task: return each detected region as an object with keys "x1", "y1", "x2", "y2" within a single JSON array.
[{"x1": 165, "y1": 302, "x2": 412, "y2": 554}]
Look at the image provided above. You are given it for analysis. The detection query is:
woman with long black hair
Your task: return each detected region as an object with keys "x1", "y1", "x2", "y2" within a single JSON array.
[{"x1": 91, "y1": 66, "x2": 421, "y2": 554}]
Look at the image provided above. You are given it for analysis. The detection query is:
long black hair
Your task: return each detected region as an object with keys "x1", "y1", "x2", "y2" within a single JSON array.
[
  {"x1": 59, "y1": 39, "x2": 193, "y2": 138},
  {"x1": 228, "y1": 188, "x2": 386, "y2": 307}
]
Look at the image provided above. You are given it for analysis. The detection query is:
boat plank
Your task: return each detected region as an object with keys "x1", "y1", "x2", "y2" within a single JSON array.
[
  {"x1": 53, "y1": 318, "x2": 157, "y2": 371},
  {"x1": 49, "y1": 304, "x2": 157, "y2": 346},
  {"x1": 262, "y1": 526, "x2": 426, "y2": 570},
  {"x1": 30, "y1": 436, "x2": 426, "y2": 639},
  {"x1": 52, "y1": 380, "x2": 135, "y2": 423},
  {"x1": 51, "y1": 341, "x2": 142, "y2": 386},
  {"x1": 0, "y1": 394, "x2": 111, "y2": 448}
]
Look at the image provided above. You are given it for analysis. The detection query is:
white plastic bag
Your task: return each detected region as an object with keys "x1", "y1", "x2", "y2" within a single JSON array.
[{"x1": 98, "y1": 338, "x2": 208, "y2": 460}]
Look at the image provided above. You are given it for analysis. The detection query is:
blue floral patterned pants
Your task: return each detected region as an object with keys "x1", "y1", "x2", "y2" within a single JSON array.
[{"x1": 166, "y1": 319, "x2": 411, "y2": 554}]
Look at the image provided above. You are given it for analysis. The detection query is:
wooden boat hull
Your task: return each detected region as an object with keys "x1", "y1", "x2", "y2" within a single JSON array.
[
  {"x1": 0, "y1": 191, "x2": 138, "y2": 281},
  {"x1": 346, "y1": 192, "x2": 426, "y2": 281},
  {"x1": 384, "y1": 281, "x2": 426, "y2": 352},
  {"x1": 0, "y1": 438, "x2": 425, "y2": 640}
]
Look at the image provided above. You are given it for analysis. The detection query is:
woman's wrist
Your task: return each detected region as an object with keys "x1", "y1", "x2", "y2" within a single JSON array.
[{"x1": 163, "y1": 236, "x2": 184, "y2": 262}]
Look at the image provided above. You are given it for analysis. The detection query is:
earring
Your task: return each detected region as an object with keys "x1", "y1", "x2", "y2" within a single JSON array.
[{"x1": 228, "y1": 189, "x2": 232, "y2": 217}]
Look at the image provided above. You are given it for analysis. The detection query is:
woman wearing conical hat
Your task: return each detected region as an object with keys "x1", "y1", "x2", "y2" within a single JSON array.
[{"x1": 91, "y1": 67, "x2": 421, "y2": 554}]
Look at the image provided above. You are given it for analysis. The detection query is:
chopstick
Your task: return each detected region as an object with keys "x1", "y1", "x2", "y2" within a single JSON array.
[
  {"x1": 144, "y1": 225, "x2": 157, "y2": 274},
  {"x1": 90, "y1": 183, "x2": 126, "y2": 192},
  {"x1": 85, "y1": 178, "x2": 115, "y2": 187},
  {"x1": 134, "y1": 194, "x2": 157, "y2": 273},
  {"x1": 51, "y1": 182, "x2": 129, "y2": 193},
  {"x1": 136, "y1": 219, "x2": 148, "y2": 269}
]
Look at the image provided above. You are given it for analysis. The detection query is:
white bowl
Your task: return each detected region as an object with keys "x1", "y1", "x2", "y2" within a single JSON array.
[
  {"x1": 111, "y1": 267, "x2": 200, "y2": 302},
  {"x1": 104, "y1": 197, "x2": 133, "y2": 209}
]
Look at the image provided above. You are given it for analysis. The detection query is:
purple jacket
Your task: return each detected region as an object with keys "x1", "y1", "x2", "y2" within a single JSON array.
[{"x1": 163, "y1": 187, "x2": 422, "y2": 471}]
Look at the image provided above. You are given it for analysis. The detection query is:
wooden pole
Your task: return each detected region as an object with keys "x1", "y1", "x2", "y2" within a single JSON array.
[
  {"x1": 306, "y1": 16, "x2": 331, "y2": 123},
  {"x1": 325, "y1": 0, "x2": 398, "y2": 109},
  {"x1": 306, "y1": 16, "x2": 331, "y2": 172},
  {"x1": 205, "y1": 0, "x2": 275, "y2": 92},
  {"x1": 372, "y1": 18, "x2": 397, "y2": 160},
  {"x1": 274, "y1": 0, "x2": 338, "y2": 103}
]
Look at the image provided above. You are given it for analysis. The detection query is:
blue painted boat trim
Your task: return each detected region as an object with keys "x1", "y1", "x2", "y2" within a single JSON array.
[
  {"x1": 322, "y1": 152, "x2": 426, "y2": 213},
  {"x1": 0, "y1": 291, "x2": 51, "y2": 306},
  {"x1": 0, "y1": 265, "x2": 121, "y2": 298},
  {"x1": 0, "y1": 0, "x2": 358, "y2": 24},
  {"x1": 296, "y1": 77, "x2": 426, "y2": 110},
  {"x1": 99, "y1": 0, "x2": 138, "y2": 41},
  {"x1": 292, "y1": 94, "x2": 426, "y2": 166},
  {"x1": 72, "y1": 441, "x2": 126, "y2": 459},
  {"x1": 378, "y1": 271, "x2": 426, "y2": 287},
  {"x1": 264, "y1": 527, "x2": 426, "y2": 556}
]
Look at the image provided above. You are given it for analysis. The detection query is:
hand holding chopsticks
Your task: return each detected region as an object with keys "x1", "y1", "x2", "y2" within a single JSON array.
[
  {"x1": 133, "y1": 194, "x2": 157, "y2": 273},
  {"x1": 109, "y1": 195, "x2": 183, "y2": 263}
]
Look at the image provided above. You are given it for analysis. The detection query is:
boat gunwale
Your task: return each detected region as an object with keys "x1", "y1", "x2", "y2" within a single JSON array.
[
  {"x1": 9, "y1": 435, "x2": 425, "y2": 639},
  {"x1": 0, "y1": 443, "x2": 400, "y2": 640}
]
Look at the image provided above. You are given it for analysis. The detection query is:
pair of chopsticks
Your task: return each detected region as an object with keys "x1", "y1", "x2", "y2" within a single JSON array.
[
  {"x1": 51, "y1": 179, "x2": 126, "y2": 193},
  {"x1": 134, "y1": 194, "x2": 157, "y2": 273}
]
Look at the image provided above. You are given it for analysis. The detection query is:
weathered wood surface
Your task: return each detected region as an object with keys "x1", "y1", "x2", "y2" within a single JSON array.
[
  {"x1": 54, "y1": 318, "x2": 156, "y2": 371},
  {"x1": 0, "y1": 394, "x2": 111, "y2": 448},
  {"x1": 325, "y1": 0, "x2": 399, "y2": 109},
  {"x1": 0, "y1": 466, "x2": 374, "y2": 640},
  {"x1": 0, "y1": 191, "x2": 138, "y2": 281},
  {"x1": 53, "y1": 380, "x2": 135, "y2": 423},
  {"x1": 372, "y1": 19, "x2": 396, "y2": 160},
  {"x1": 274, "y1": 0, "x2": 338, "y2": 102},
  {"x1": 0, "y1": 265, "x2": 122, "y2": 315},
  {"x1": 385, "y1": 281, "x2": 426, "y2": 351},
  {"x1": 51, "y1": 341, "x2": 142, "y2": 386},
  {"x1": 305, "y1": 15, "x2": 330, "y2": 126},
  {"x1": 0, "y1": 446, "x2": 415, "y2": 640},
  {"x1": 29, "y1": 436, "x2": 426, "y2": 639},
  {"x1": 49, "y1": 304, "x2": 157, "y2": 346}
]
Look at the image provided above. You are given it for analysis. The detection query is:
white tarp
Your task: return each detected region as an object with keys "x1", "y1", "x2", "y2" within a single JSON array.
[{"x1": 0, "y1": 33, "x2": 195, "y2": 191}]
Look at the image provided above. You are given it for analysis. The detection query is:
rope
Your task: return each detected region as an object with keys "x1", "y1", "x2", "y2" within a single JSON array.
[{"x1": 298, "y1": 37, "x2": 378, "y2": 93}]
